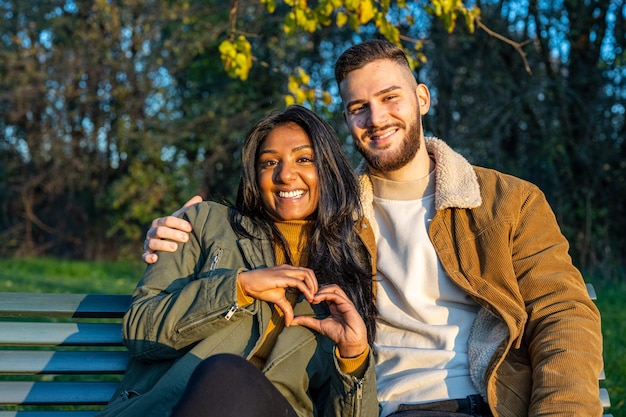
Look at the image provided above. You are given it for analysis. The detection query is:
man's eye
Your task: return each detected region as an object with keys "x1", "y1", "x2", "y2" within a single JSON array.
[{"x1": 348, "y1": 105, "x2": 365, "y2": 115}]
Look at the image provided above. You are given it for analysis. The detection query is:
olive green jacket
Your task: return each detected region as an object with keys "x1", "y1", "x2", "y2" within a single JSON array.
[
  {"x1": 358, "y1": 137, "x2": 603, "y2": 417},
  {"x1": 97, "y1": 202, "x2": 378, "y2": 417}
]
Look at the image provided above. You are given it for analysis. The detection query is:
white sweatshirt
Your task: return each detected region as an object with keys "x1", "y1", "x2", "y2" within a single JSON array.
[{"x1": 369, "y1": 172, "x2": 480, "y2": 417}]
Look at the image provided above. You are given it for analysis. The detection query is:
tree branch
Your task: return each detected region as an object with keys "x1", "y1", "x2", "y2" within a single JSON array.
[{"x1": 475, "y1": 16, "x2": 533, "y2": 75}]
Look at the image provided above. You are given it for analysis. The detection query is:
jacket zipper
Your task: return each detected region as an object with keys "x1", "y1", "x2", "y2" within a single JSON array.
[
  {"x1": 353, "y1": 377, "x2": 363, "y2": 416},
  {"x1": 224, "y1": 303, "x2": 238, "y2": 320},
  {"x1": 176, "y1": 248, "x2": 238, "y2": 333},
  {"x1": 212, "y1": 248, "x2": 239, "y2": 320},
  {"x1": 209, "y1": 248, "x2": 222, "y2": 271}
]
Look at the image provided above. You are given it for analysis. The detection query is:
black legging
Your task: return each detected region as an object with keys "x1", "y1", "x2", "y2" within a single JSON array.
[{"x1": 171, "y1": 353, "x2": 299, "y2": 417}]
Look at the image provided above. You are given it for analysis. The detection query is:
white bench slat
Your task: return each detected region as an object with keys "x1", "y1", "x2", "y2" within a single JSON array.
[
  {"x1": 600, "y1": 387, "x2": 611, "y2": 408},
  {"x1": 0, "y1": 351, "x2": 129, "y2": 374},
  {"x1": 0, "y1": 293, "x2": 130, "y2": 318},
  {"x1": 0, "y1": 322, "x2": 122, "y2": 346},
  {"x1": 0, "y1": 381, "x2": 118, "y2": 405},
  {"x1": 586, "y1": 283, "x2": 597, "y2": 300},
  {"x1": 0, "y1": 412, "x2": 99, "y2": 417}
]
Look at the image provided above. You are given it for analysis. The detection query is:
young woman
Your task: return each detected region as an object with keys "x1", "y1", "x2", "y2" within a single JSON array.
[{"x1": 97, "y1": 106, "x2": 378, "y2": 417}]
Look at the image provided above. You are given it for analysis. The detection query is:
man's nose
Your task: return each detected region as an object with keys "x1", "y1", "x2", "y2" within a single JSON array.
[{"x1": 367, "y1": 102, "x2": 388, "y2": 127}]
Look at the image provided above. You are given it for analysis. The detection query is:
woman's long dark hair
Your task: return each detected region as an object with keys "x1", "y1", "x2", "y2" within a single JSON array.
[{"x1": 235, "y1": 105, "x2": 376, "y2": 343}]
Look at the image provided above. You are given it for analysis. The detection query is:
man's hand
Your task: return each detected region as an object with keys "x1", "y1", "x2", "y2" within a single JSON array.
[
  {"x1": 238, "y1": 265, "x2": 319, "y2": 326},
  {"x1": 142, "y1": 195, "x2": 203, "y2": 264},
  {"x1": 291, "y1": 284, "x2": 368, "y2": 358}
]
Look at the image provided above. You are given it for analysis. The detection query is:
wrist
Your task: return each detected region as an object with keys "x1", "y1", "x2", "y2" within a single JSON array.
[
  {"x1": 236, "y1": 271, "x2": 254, "y2": 306},
  {"x1": 338, "y1": 343, "x2": 368, "y2": 359},
  {"x1": 336, "y1": 346, "x2": 370, "y2": 378}
]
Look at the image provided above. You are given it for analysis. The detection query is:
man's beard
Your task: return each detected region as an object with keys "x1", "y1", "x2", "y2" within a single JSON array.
[{"x1": 355, "y1": 117, "x2": 421, "y2": 173}]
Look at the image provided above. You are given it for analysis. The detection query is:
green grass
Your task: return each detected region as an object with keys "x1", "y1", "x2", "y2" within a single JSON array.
[
  {"x1": 0, "y1": 257, "x2": 143, "y2": 294},
  {"x1": 0, "y1": 258, "x2": 623, "y2": 416}
]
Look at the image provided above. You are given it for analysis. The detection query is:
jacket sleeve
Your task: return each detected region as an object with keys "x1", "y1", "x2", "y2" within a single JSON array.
[
  {"x1": 513, "y1": 184, "x2": 603, "y2": 415},
  {"x1": 123, "y1": 203, "x2": 255, "y2": 361},
  {"x1": 322, "y1": 350, "x2": 379, "y2": 417}
]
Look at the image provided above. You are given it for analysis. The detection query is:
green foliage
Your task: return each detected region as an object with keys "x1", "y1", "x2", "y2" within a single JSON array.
[
  {"x1": 0, "y1": 0, "x2": 286, "y2": 259},
  {"x1": 423, "y1": 0, "x2": 625, "y2": 270},
  {"x1": 217, "y1": 1, "x2": 461, "y2": 101},
  {"x1": 219, "y1": 35, "x2": 253, "y2": 81},
  {"x1": 0, "y1": 0, "x2": 623, "y2": 272},
  {"x1": 424, "y1": 0, "x2": 479, "y2": 33}
]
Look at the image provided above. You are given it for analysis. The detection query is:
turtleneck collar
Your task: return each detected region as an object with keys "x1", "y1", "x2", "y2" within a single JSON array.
[
  {"x1": 370, "y1": 162, "x2": 436, "y2": 201},
  {"x1": 273, "y1": 220, "x2": 314, "y2": 267}
]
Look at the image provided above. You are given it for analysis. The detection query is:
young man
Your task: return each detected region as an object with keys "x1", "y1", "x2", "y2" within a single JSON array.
[{"x1": 142, "y1": 40, "x2": 603, "y2": 417}]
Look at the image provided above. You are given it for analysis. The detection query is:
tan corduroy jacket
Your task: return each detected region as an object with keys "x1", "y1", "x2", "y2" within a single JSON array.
[{"x1": 358, "y1": 137, "x2": 603, "y2": 417}]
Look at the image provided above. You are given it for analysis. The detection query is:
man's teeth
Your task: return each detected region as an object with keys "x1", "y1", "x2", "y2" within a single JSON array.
[
  {"x1": 279, "y1": 190, "x2": 305, "y2": 198},
  {"x1": 374, "y1": 130, "x2": 395, "y2": 140}
]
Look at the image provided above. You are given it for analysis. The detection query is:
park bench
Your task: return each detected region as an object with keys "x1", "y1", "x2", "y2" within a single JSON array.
[
  {"x1": 0, "y1": 286, "x2": 613, "y2": 416},
  {"x1": 0, "y1": 292, "x2": 130, "y2": 416}
]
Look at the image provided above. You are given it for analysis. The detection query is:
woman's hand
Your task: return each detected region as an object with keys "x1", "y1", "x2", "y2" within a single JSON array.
[
  {"x1": 291, "y1": 284, "x2": 368, "y2": 358},
  {"x1": 238, "y1": 265, "x2": 319, "y2": 325}
]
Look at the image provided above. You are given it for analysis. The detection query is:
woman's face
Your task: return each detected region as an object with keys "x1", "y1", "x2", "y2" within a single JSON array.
[{"x1": 256, "y1": 122, "x2": 319, "y2": 221}]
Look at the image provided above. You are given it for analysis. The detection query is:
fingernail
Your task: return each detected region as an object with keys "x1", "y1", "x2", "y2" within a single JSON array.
[
  {"x1": 181, "y1": 234, "x2": 188, "y2": 242},
  {"x1": 169, "y1": 242, "x2": 178, "y2": 250}
]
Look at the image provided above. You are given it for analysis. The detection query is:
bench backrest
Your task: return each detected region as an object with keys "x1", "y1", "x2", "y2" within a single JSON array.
[{"x1": 0, "y1": 286, "x2": 613, "y2": 416}]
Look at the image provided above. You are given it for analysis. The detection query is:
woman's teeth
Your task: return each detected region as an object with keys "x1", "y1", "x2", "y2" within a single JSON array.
[{"x1": 279, "y1": 190, "x2": 305, "y2": 198}]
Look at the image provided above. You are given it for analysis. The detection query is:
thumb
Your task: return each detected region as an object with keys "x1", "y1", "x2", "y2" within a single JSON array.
[
  {"x1": 290, "y1": 315, "x2": 321, "y2": 332},
  {"x1": 275, "y1": 300, "x2": 295, "y2": 326}
]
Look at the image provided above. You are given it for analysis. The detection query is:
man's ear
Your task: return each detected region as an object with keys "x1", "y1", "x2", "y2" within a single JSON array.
[{"x1": 416, "y1": 84, "x2": 431, "y2": 115}]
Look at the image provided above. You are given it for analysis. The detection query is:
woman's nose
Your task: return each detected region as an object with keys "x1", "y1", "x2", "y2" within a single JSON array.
[{"x1": 275, "y1": 162, "x2": 296, "y2": 183}]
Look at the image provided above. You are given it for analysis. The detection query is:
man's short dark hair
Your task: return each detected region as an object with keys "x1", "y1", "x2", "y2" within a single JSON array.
[{"x1": 334, "y1": 39, "x2": 411, "y2": 85}]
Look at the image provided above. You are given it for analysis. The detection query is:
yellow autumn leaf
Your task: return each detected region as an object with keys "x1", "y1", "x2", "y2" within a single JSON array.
[
  {"x1": 359, "y1": 0, "x2": 376, "y2": 24},
  {"x1": 336, "y1": 11, "x2": 348, "y2": 27}
]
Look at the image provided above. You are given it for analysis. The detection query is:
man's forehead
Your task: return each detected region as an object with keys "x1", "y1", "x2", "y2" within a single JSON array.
[
  {"x1": 342, "y1": 59, "x2": 409, "y2": 84},
  {"x1": 339, "y1": 66, "x2": 409, "y2": 102}
]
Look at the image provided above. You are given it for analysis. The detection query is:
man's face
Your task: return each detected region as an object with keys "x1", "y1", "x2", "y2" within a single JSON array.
[{"x1": 339, "y1": 59, "x2": 430, "y2": 174}]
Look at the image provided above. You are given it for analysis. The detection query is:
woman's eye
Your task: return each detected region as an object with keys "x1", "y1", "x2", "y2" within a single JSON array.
[{"x1": 259, "y1": 160, "x2": 277, "y2": 169}]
